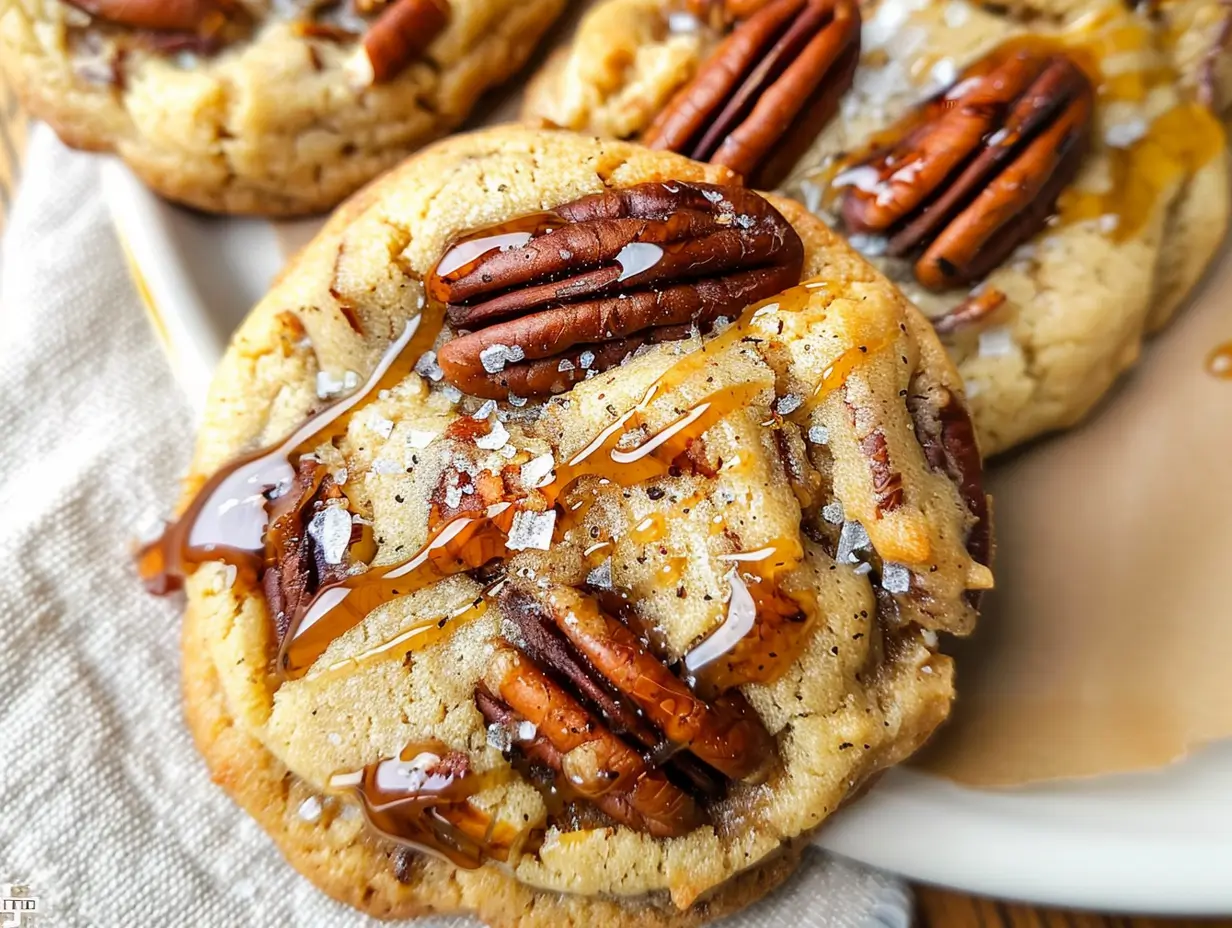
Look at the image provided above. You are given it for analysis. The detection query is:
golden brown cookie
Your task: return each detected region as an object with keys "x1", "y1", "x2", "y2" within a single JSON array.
[
  {"x1": 0, "y1": 0, "x2": 565, "y2": 215},
  {"x1": 150, "y1": 127, "x2": 991, "y2": 922},
  {"x1": 526, "y1": 0, "x2": 1229, "y2": 454}
]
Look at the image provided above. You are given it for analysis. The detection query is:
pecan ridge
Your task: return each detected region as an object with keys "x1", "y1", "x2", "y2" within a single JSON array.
[
  {"x1": 645, "y1": 0, "x2": 861, "y2": 187},
  {"x1": 429, "y1": 182, "x2": 805, "y2": 400},
  {"x1": 839, "y1": 46, "x2": 1094, "y2": 290}
]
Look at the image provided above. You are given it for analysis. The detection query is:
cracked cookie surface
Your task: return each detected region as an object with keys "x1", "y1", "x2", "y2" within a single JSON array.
[
  {"x1": 172, "y1": 127, "x2": 990, "y2": 922},
  {"x1": 527, "y1": 0, "x2": 1229, "y2": 454},
  {"x1": 0, "y1": 0, "x2": 565, "y2": 214}
]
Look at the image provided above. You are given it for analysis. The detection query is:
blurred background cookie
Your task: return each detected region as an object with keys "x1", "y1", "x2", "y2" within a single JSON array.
[
  {"x1": 0, "y1": 0, "x2": 566, "y2": 214},
  {"x1": 526, "y1": 0, "x2": 1228, "y2": 454}
]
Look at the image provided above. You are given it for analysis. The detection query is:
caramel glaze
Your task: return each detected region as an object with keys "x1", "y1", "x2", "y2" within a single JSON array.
[{"x1": 329, "y1": 741, "x2": 521, "y2": 870}]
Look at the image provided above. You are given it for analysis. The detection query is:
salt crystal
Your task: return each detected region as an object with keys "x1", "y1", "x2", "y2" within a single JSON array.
[
  {"x1": 444, "y1": 481, "x2": 464, "y2": 510},
  {"x1": 943, "y1": 0, "x2": 969, "y2": 27},
  {"x1": 921, "y1": 629, "x2": 939, "y2": 648},
  {"x1": 882, "y1": 562, "x2": 911, "y2": 594},
  {"x1": 369, "y1": 414, "x2": 395, "y2": 439},
  {"x1": 558, "y1": 358, "x2": 575, "y2": 372},
  {"x1": 516, "y1": 721, "x2": 538, "y2": 741},
  {"x1": 929, "y1": 58, "x2": 957, "y2": 89},
  {"x1": 521, "y1": 453, "x2": 556, "y2": 488},
  {"x1": 822, "y1": 501, "x2": 845, "y2": 525},
  {"x1": 578, "y1": 350, "x2": 596, "y2": 370},
  {"x1": 473, "y1": 400, "x2": 498, "y2": 420},
  {"x1": 667, "y1": 10, "x2": 699, "y2": 31},
  {"x1": 414, "y1": 351, "x2": 445, "y2": 382},
  {"x1": 475, "y1": 418, "x2": 510, "y2": 451},
  {"x1": 487, "y1": 723, "x2": 513, "y2": 753},
  {"x1": 775, "y1": 394, "x2": 804, "y2": 415},
  {"x1": 1105, "y1": 118, "x2": 1147, "y2": 149},
  {"x1": 508, "y1": 394, "x2": 528, "y2": 407},
  {"x1": 808, "y1": 424, "x2": 830, "y2": 445},
  {"x1": 479, "y1": 343, "x2": 525, "y2": 374},
  {"x1": 499, "y1": 443, "x2": 518, "y2": 459},
  {"x1": 853, "y1": 562, "x2": 873, "y2": 576},
  {"x1": 441, "y1": 384, "x2": 463, "y2": 404},
  {"x1": 406, "y1": 428, "x2": 436, "y2": 449},
  {"x1": 586, "y1": 559, "x2": 614, "y2": 591},
  {"x1": 307, "y1": 506, "x2": 354, "y2": 565},
  {"x1": 370, "y1": 457, "x2": 401, "y2": 474},
  {"x1": 297, "y1": 796, "x2": 323, "y2": 823},
  {"x1": 847, "y1": 234, "x2": 888, "y2": 257},
  {"x1": 836, "y1": 520, "x2": 871, "y2": 564},
  {"x1": 506, "y1": 509, "x2": 557, "y2": 551},
  {"x1": 978, "y1": 326, "x2": 1015, "y2": 358},
  {"x1": 315, "y1": 369, "x2": 360, "y2": 398}
]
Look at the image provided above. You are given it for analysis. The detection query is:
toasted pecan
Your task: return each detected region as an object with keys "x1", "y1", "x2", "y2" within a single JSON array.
[
  {"x1": 64, "y1": 0, "x2": 230, "y2": 31},
  {"x1": 428, "y1": 182, "x2": 804, "y2": 399},
  {"x1": 839, "y1": 48, "x2": 1093, "y2": 290},
  {"x1": 645, "y1": 0, "x2": 860, "y2": 187},
  {"x1": 479, "y1": 582, "x2": 783, "y2": 835},
  {"x1": 487, "y1": 653, "x2": 706, "y2": 838},
  {"x1": 354, "y1": 0, "x2": 450, "y2": 85}
]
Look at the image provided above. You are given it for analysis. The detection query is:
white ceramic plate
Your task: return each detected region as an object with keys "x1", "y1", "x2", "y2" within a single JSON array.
[{"x1": 103, "y1": 161, "x2": 1232, "y2": 916}]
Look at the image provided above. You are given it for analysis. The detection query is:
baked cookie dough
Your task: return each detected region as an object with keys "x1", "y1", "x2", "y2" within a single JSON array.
[
  {"x1": 0, "y1": 0, "x2": 566, "y2": 214},
  {"x1": 150, "y1": 127, "x2": 992, "y2": 922},
  {"x1": 526, "y1": 0, "x2": 1229, "y2": 454}
]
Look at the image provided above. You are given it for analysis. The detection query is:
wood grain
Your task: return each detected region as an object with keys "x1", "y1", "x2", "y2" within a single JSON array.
[{"x1": 0, "y1": 70, "x2": 1227, "y2": 928}]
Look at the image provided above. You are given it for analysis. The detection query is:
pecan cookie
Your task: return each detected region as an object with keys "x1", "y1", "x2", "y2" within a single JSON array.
[
  {"x1": 526, "y1": 0, "x2": 1229, "y2": 454},
  {"x1": 0, "y1": 0, "x2": 565, "y2": 214},
  {"x1": 147, "y1": 127, "x2": 991, "y2": 922}
]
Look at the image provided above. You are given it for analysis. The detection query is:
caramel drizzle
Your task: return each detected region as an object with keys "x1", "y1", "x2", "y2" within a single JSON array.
[
  {"x1": 137, "y1": 305, "x2": 444, "y2": 594},
  {"x1": 281, "y1": 379, "x2": 767, "y2": 678},
  {"x1": 329, "y1": 740, "x2": 519, "y2": 869},
  {"x1": 145, "y1": 279, "x2": 898, "y2": 864}
]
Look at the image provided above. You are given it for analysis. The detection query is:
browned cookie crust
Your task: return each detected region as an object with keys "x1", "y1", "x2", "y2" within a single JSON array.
[
  {"x1": 167, "y1": 127, "x2": 990, "y2": 922},
  {"x1": 0, "y1": 0, "x2": 566, "y2": 215}
]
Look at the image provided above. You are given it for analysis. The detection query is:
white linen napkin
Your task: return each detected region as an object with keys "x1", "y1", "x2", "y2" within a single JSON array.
[{"x1": 0, "y1": 125, "x2": 914, "y2": 928}]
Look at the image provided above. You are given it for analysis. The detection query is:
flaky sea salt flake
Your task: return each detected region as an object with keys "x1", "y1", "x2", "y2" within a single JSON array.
[
  {"x1": 506, "y1": 509, "x2": 557, "y2": 551},
  {"x1": 414, "y1": 351, "x2": 444, "y2": 382},
  {"x1": 475, "y1": 418, "x2": 510, "y2": 451},
  {"x1": 882, "y1": 562, "x2": 911, "y2": 594}
]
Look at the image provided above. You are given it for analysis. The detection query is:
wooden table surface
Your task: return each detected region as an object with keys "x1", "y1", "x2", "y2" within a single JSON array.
[{"x1": 0, "y1": 76, "x2": 1228, "y2": 928}]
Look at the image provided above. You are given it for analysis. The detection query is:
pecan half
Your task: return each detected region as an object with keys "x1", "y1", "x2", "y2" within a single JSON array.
[
  {"x1": 645, "y1": 0, "x2": 861, "y2": 187},
  {"x1": 839, "y1": 47, "x2": 1094, "y2": 290},
  {"x1": 65, "y1": 0, "x2": 230, "y2": 31},
  {"x1": 478, "y1": 583, "x2": 777, "y2": 836},
  {"x1": 428, "y1": 183, "x2": 804, "y2": 400},
  {"x1": 352, "y1": 0, "x2": 450, "y2": 85}
]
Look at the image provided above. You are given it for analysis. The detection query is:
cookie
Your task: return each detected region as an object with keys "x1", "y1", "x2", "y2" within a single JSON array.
[
  {"x1": 0, "y1": 0, "x2": 565, "y2": 215},
  {"x1": 526, "y1": 0, "x2": 1229, "y2": 454},
  {"x1": 146, "y1": 127, "x2": 991, "y2": 922}
]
